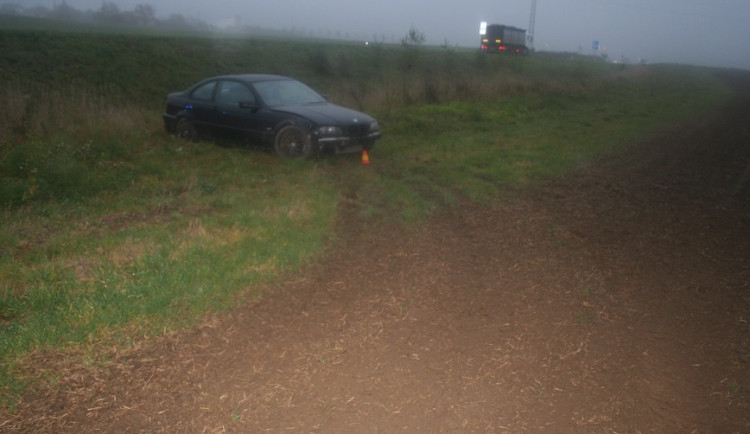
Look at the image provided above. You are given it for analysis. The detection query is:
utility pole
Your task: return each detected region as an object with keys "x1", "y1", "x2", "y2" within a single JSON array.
[{"x1": 527, "y1": 0, "x2": 537, "y2": 51}]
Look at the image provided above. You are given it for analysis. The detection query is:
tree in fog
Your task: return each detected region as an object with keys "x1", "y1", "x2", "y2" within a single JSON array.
[
  {"x1": 162, "y1": 13, "x2": 189, "y2": 29},
  {"x1": 0, "y1": 2, "x2": 22, "y2": 15},
  {"x1": 50, "y1": 1, "x2": 83, "y2": 21},
  {"x1": 132, "y1": 4, "x2": 156, "y2": 26},
  {"x1": 95, "y1": 1, "x2": 121, "y2": 23},
  {"x1": 401, "y1": 25, "x2": 426, "y2": 46}
]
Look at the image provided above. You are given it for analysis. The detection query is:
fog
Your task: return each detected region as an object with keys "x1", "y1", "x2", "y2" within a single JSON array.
[{"x1": 21, "y1": 0, "x2": 750, "y2": 69}]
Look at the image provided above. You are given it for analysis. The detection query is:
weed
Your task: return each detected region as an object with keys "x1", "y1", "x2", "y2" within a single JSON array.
[{"x1": 727, "y1": 380, "x2": 746, "y2": 397}]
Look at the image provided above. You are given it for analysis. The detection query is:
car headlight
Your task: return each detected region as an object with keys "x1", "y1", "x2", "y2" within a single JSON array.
[
  {"x1": 369, "y1": 121, "x2": 380, "y2": 132},
  {"x1": 317, "y1": 126, "x2": 342, "y2": 137}
]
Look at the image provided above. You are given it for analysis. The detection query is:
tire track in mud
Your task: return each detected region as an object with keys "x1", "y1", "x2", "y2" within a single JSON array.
[
  {"x1": 535, "y1": 71, "x2": 750, "y2": 431},
  {"x1": 625, "y1": 81, "x2": 750, "y2": 432}
]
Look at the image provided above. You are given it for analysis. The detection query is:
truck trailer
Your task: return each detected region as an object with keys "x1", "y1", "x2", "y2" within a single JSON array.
[{"x1": 480, "y1": 24, "x2": 529, "y2": 55}]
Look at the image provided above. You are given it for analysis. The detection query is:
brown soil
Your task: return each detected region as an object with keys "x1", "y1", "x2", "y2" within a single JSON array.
[{"x1": 3, "y1": 70, "x2": 750, "y2": 433}]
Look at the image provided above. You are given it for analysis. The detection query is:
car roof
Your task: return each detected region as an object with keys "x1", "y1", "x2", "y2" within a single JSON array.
[{"x1": 207, "y1": 74, "x2": 290, "y2": 83}]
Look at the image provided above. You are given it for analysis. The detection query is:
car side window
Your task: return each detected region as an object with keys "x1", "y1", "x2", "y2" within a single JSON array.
[
  {"x1": 216, "y1": 81, "x2": 255, "y2": 106},
  {"x1": 191, "y1": 81, "x2": 216, "y2": 101}
]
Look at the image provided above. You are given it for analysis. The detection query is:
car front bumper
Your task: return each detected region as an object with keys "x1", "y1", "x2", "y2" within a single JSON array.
[{"x1": 317, "y1": 131, "x2": 382, "y2": 154}]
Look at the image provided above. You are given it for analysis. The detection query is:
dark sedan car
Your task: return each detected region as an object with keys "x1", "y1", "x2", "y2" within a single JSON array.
[{"x1": 162, "y1": 74, "x2": 381, "y2": 158}]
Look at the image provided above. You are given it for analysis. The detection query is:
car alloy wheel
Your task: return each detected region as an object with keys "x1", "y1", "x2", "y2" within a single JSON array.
[
  {"x1": 274, "y1": 125, "x2": 315, "y2": 159},
  {"x1": 175, "y1": 117, "x2": 197, "y2": 141}
]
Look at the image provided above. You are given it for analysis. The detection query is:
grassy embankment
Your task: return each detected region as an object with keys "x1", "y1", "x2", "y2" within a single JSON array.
[{"x1": 0, "y1": 21, "x2": 730, "y2": 402}]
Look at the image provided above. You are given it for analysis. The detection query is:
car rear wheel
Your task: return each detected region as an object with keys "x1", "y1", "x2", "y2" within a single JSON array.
[
  {"x1": 175, "y1": 117, "x2": 197, "y2": 141},
  {"x1": 274, "y1": 125, "x2": 315, "y2": 159}
]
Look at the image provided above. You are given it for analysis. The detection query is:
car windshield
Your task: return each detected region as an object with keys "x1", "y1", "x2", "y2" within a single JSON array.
[{"x1": 253, "y1": 79, "x2": 326, "y2": 107}]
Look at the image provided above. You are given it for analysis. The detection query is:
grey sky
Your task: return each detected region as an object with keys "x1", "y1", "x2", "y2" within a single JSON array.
[{"x1": 29, "y1": 0, "x2": 750, "y2": 69}]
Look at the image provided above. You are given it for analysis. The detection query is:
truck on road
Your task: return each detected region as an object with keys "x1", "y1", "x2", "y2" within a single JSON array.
[{"x1": 480, "y1": 24, "x2": 529, "y2": 55}]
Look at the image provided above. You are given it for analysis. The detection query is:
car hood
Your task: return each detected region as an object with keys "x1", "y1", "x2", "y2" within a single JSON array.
[{"x1": 271, "y1": 103, "x2": 375, "y2": 126}]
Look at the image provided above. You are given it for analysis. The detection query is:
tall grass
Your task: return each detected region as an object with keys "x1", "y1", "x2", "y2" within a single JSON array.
[
  {"x1": 0, "y1": 27, "x2": 731, "y2": 404},
  {"x1": 360, "y1": 63, "x2": 728, "y2": 210},
  {"x1": 0, "y1": 84, "x2": 158, "y2": 205}
]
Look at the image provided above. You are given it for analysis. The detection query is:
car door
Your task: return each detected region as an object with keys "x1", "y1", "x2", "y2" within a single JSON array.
[
  {"x1": 187, "y1": 80, "x2": 220, "y2": 132},
  {"x1": 214, "y1": 80, "x2": 267, "y2": 142}
]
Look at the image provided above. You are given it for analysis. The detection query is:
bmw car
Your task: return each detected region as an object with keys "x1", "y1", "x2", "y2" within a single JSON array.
[{"x1": 162, "y1": 74, "x2": 381, "y2": 158}]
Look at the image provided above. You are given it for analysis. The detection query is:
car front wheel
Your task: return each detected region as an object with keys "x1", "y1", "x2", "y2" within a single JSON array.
[
  {"x1": 175, "y1": 117, "x2": 197, "y2": 141},
  {"x1": 274, "y1": 125, "x2": 315, "y2": 159}
]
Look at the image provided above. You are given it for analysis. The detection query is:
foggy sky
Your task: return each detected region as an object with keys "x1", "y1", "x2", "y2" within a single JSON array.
[{"x1": 25, "y1": 0, "x2": 750, "y2": 69}]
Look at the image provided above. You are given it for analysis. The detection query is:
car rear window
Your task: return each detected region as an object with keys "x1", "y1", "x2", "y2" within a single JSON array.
[{"x1": 191, "y1": 81, "x2": 216, "y2": 101}]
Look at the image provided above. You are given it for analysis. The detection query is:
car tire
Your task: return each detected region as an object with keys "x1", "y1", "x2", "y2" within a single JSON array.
[
  {"x1": 274, "y1": 125, "x2": 315, "y2": 159},
  {"x1": 175, "y1": 117, "x2": 197, "y2": 141}
]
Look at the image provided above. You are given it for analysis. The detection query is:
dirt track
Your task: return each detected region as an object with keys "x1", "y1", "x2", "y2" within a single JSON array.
[{"x1": 4, "y1": 70, "x2": 750, "y2": 433}]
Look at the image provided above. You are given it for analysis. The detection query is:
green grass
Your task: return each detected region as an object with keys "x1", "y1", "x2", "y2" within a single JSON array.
[
  {"x1": 0, "y1": 24, "x2": 732, "y2": 404},
  {"x1": 371, "y1": 65, "x2": 727, "y2": 208}
]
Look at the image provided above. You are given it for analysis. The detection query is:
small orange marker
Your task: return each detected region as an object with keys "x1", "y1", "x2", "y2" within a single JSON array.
[{"x1": 361, "y1": 150, "x2": 371, "y2": 165}]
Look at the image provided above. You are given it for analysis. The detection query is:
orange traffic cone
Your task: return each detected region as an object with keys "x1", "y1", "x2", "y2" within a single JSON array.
[{"x1": 361, "y1": 150, "x2": 371, "y2": 165}]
